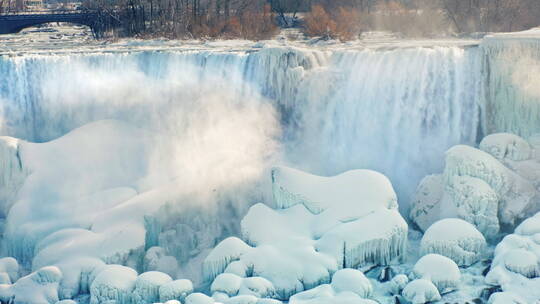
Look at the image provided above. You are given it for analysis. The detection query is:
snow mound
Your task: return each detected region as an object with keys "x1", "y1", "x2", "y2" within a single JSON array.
[
  {"x1": 185, "y1": 292, "x2": 215, "y2": 304},
  {"x1": 89, "y1": 264, "x2": 138, "y2": 304},
  {"x1": 486, "y1": 212, "x2": 540, "y2": 302},
  {"x1": 211, "y1": 273, "x2": 244, "y2": 297},
  {"x1": 0, "y1": 266, "x2": 62, "y2": 304},
  {"x1": 410, "y1": 134, "x2": 540, "y2": 239},
  {"x1": 480, "y1": 133, "x2": 532, "y2": 161},
  {"x1": 402, "y1": 279, "x2": 441, "y2": 304},
  {"x1": 288, "y1": 269, "x2": 375, "y2": 304},
  {"x1": 159, "y1": 279, "x2": 193, "y2": 302},
  {"x1": 330, "y1": 269, "x2": 372, "y2": 298},
  {"x1": 211, "y1": 273, "x2": 277, "y2": 300},
  {"x1": 132, "y1": 271, "x2": 172, "y2": 304},
  {"x1": 410, "y1": 254, "x2": 460, "y2": 293},
  {"x1": 205, "y1": 166, "x2": 407, "y2": 300},
  {"x1": 420, "y1": 218, "x2": 486, "y2": 266}
]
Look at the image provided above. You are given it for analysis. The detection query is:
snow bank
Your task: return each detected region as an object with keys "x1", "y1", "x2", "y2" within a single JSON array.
[
  {"x1": 410, "y1": 254, "x2": 460, "y2": 293},
  {"x1": 410, "y1": 133, "x2": 540, "y2": 239},
  {"x1": 486, "y1": 212, "x2": 540, "y2": 302},
  {"x1": 0, "y1": 266, "x2": 62, "y2": 304},
  {"x1": 288, "y1": 269, "x2": 375, "y2": 304},
  {"x1": 402, "y1": 279, "x2": 441, "y2": 304},
  {"x1": 89, "y1": 264, "x2": 138, "y2": 304},
  {"x1": 205, "y1": 166, "x2": 407, "y2": 300},
  {"x1": 420, "y1": 218, "x2": 486, "y2": 266}
]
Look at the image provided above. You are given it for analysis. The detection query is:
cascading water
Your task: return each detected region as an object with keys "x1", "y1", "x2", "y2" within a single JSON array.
[{"x1": 0, "y1": 46, "x2": 486, "y2": 208}]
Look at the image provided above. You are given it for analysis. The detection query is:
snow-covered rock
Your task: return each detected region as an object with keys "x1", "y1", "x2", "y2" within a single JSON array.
[
  {"x1": 402, "y1": 279, "x2": 441, "y2": 304},
  {"x1": 211, "y1": 273, "x2": 243, "y2": 297},
  {"x1": 205, "y1": 166, "x2": 407, "y2": 300},
  {"x1": 0, "y1": 266, "x2": 62, "y2": 304},
  {"x1": 89, "y1": 264, "x2": 138, "y2": 304},
  {"x1": 486, "y1": 212, "x2": 540, "y2": 302},
  {"x1": 132, "y1": 271, "x2": 172, "y2": 304},
  {"x1": 389, "y1": 274, "x2": 408, "y2": 295},
  {"x1": 288, "y1": 269, "x2": 375, "y2": 304},
  {"x1": 410, "y1": 133, "x2": 540, "y2": 239},
  {"x1": 420, "y1": 218, "x2": 487, "y2": 266},
  {"x1": 410, "y1": 254, "x2": 460, "y2": 293},
  {"x1": 238, "y1": 277, "x2": 276, "y2": 298},
  {"x1": 185, "y1": 292, "x2": 215, "y2": 304},
  {"x1": 159, "y1": 279, "x2": 193, "y2": 302}
]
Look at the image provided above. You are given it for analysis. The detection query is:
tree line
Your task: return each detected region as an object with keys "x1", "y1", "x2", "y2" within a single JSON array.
[{"x1": 1, "y1": 0, "x2": 540, "y2": 39}]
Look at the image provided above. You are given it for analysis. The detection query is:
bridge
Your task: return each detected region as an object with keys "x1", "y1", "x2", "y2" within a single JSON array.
[{"x1": 0, "y1": 11, "x2": 113, "y2": 37}]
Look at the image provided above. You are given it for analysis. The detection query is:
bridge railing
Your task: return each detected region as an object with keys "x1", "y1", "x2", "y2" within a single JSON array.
[{"x1": 0, "y1": 10, "x2": 97, "y2": 16}]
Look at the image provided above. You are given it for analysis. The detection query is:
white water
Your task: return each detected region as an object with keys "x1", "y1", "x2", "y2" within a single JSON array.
[{"x1": 0, "y1": 45, "x2": 496, "y2": 210}]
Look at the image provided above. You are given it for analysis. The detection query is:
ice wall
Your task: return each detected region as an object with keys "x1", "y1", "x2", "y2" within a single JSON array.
[{"x1": 0, "y1": 45, "x2": 486, "y2": 209}]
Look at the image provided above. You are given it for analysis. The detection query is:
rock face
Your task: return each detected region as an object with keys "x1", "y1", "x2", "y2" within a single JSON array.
[
  {"x1": 485, "y1": 212, "x2": 540, "y2": 303},
  {"x1": 204, "y1": 166, "x2": 408, "y2": 300},
  {"x1": 410, "y1": 133, "x2": 540, "y2": 240},
  {"x1": 420, "y1": 218, "x2": 487, "y2": 266}
]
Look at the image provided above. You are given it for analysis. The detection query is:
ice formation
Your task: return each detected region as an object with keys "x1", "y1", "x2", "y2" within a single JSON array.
[
  {"x1": 132, "y1": 271, "x2": 173, "y2": 304},
  {"x1": 485, "y1": 212, "x2": 540, "y2": 303},
  {"x1": 488, "y1": 292, "x2": 527, "y2": 304},
  {"x1": 143, "y1": 247, "x2": 179, "y2": 278},
  {"x1": 0, "y1": 257, "x2": 19, "y2": 284},
  {"x1": 0, "y1": 266, "x2": 62, "y2": 304},
  {"x1": 410, "y1": 133, "x2": 540, "y2": 239},
  {"x1": 401, "y1": 279, "x2": 441, "y2": 304},
  {"x1": 410, "y1": 254, "x2": 461, "y2": 294},
  {"x1": 420, "y1": 218, "x2": 486, "y2": 266},
  {"x1": 204, "y1": 166, "x2": 407, "y2": 300},
  {"x1": 388, "y1": 274, "x2": 408, "y2": 295}
]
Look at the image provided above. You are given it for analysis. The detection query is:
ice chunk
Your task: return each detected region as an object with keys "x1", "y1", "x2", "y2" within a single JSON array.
[
  {"x1": 185, "y1": 292, "x2": 215, "y2": 304},
  {"x1": 238, "y1": 277, "x2": 275, "y2": 298},
  {"x1": 55, "y1": 300, "x2": 77, "y2": 304},
  {"x1": 89, "y1": 265, "x2": 138, "y2": 304},
  {"x1": 132, "y1": 271, "x2": 173, "y2": 304},
  {"x1": 410, "y1": 254, "x2": 460, "y2": 293},
  {"x1": 402, "y1": 279, "x2": 441, "y2": 304},
  {"x1": 159, "y1": 279, "x2": 193, "y2": 303},
  {"x1": 480, "y1": 133, "x2": 532, "y2": 161},
  {"x1": 0, "y1": 266, "x2": 62, "y2": 304},
  {"x1": 420, "y1": 218, "x2": 487, "y2": 266}
]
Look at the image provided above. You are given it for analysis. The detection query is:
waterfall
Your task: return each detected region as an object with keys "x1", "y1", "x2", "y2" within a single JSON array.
[{"x1": 0, "y1": 41, "x2": 537, "y2": 211}]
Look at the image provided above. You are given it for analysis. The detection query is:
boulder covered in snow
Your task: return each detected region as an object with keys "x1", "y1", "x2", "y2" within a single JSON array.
[
  {"x1": 288, "y1": 269, "x2": 375, "y2": 304},
  {"x1": 0, "y1": 257, "x2": 19, "y2": 284},
  {"x1": 402, "y1": 279, "x2": 441, "y2": 304},
  {"x1": 185, "y1": 292, "x2": 215, "y2": 304},
  {"x1": 89, "y1": 264, "x2": 138, "y2": 304},
  {"x1": 488, "y1": 291, "x2": 527, "y2": 304},
  {"x1": 204, "y1": 166, "x2": 407, "y2": 300},
  {"x1": 159, "y1": 279, "x2": 193, "y2": 302},
  {"x1": 410, "y1": 133, "x2": 540, "y2": 239},
  {"x1": 410, "y1": 254, "x2": 460, "y2": 294},
  {"x1": 143, "y1": 247, "x2": 179, "y2": 278},
  {"x1": 0, "y1": 266, "x2": 62, "y2": 304},
  {"x1": 132, "y1": 271, "x2": 173, "y2": 304},
  {"x1": 485, "y1": 212, "x2": 540, "y2": 303},
  {"x1": 420, "y1": 218, "x2": 487, "y2": 266}
]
